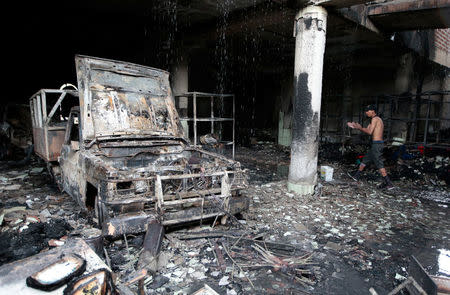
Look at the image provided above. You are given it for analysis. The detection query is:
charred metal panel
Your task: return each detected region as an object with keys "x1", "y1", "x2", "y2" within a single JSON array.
[
  {"x1": 103, "y1": 195, "x2": 249, "y2": 238},
  {"x1": 162, "y1": 195, "x2": 249, "y2": 226},
  {"x1": 142, "y1": 221, "x2": 164, "y2": 257},
  {"x1": 30, "y1": 89, "x2": 78, "y2": 163},
  {"x1": 59, "y1": 145, "x2": 86, "y2": 210},
  {"x1": 33, "y1": 126, "x2": 65, "y2": 163},
  {"x1": 103, "y1": 213, "x2": 157, "y2": 237},
  {"x1": 33, "y1": 128, "x2": 47, "y2": 161},
  {"x1": 75, "y1": 55, "x2": 184, "y2": 141},
  {"x1": 46, "y1": 128, "x2": 66, "y2": 161}
]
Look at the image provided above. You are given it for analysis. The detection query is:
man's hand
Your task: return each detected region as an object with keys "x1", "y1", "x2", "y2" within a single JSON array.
[
  {"x1": 347, "y1": 122, "x2": 362, "y2": 130},
  {"x1": 349, "y1": 119, "x2": 377, "y2": 135}
]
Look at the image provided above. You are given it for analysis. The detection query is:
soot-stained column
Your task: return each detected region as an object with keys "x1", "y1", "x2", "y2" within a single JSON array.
[
  {"x1": 288, "y1": 6, "x2": 327, "y2": 195},
  {"x1": 172, "y1": 58, "x2": 189, "y2": 138}
]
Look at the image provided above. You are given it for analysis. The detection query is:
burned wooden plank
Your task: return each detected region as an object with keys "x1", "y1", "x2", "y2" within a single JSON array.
[{"x1": 212, "y1": 241, "x2": 226, "y2": 272}]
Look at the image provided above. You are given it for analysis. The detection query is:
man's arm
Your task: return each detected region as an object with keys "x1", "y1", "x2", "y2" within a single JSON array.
[{"x1": 354, "y1": 119, "x2": 377, "y2": 135}]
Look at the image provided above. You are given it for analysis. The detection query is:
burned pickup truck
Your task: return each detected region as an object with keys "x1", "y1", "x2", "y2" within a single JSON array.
[{"x1": 30, "y1": 55, "x2": 248, "y2": 237}]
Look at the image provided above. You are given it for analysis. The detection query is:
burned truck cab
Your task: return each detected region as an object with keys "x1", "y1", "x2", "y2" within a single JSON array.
[{"x1": 37, "y1": 55, "x2": 248, "y2": 238}]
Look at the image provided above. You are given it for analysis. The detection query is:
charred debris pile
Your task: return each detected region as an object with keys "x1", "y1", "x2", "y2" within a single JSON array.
[
  {"x1": 319, "y1": 142, "x2": 450, "y2": 187},
  {"x1": 1, "y1": 139, "x2": 449, "y2": 294},
  {"x1": 0, "y1": 156, "x2": 318, "y2": 294}
]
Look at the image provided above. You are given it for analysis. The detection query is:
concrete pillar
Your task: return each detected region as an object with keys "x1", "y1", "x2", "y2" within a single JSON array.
[
  {"x1": 440, "y1": 74, "x2": 450, "y2": 130},
  {"x1": 342, "y1": 84, "x2": 352, "y2": 134},
  {"x1": 172, "y1": 58, "x2": 189, "y2": 138},
  {"x1": 278, "y1": 76, "x2": 293, "y2": 147},
  {"x1": 288, "y1": 6, "x2": 327, "y2": 195},
  {"x1": 393, "y1": 53, "x2": 414, "y2": 140}
]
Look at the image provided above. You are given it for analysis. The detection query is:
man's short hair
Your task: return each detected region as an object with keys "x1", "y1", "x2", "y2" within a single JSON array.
[{"x1": 364, "y1": 104, "x2": 377, "y2": 112}]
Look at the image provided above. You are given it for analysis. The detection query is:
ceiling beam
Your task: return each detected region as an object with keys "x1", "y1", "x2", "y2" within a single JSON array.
[
  {"x1": 368, "y1": 0, "x2": 450, "y2": 31},
  {"x1": 367, "y1": 0, "x2": 450, "y2": 15},
  {"x1": 336, "y1": 6, "x2": 381, "y2": 34},
  {"x1": 312, "y1": 0, "x2": 370, "y2": 9}
]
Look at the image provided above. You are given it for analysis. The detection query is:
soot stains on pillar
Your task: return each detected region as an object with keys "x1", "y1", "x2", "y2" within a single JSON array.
[
  {"x1": 304, "y1": 18, "x2": 312, "y2": 30},
  {"x1": 290, "y1": 72, "x2": 319, "y2": 185},
  {"x1": 292, "y1": 73, "x2": 320, "y2": 145},
  {"x1": 303, "y1": 17, "x2": 325, "y2": 32}
]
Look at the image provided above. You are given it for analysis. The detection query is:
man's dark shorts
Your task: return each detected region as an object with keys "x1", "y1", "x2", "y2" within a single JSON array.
[{"x1": 362, "y1": 141, "x2": 384, "y2": 169}]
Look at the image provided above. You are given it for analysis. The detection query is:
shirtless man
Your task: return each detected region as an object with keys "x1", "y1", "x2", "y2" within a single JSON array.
[{"x1": 347, "y1": 104, "x2": 394, "y2": 189}]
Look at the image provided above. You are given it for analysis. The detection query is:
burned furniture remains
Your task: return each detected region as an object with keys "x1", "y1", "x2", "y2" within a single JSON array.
[{"x1": 30, "y1": 55, "x2": 248, "y2": 238}]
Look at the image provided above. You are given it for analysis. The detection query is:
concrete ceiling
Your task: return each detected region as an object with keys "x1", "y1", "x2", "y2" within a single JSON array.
[
  {"x1": 7, "y1": 0, "x2": 448, "y2": 102},
  {"x1": 368, "y1": 0, "x2": 450, "y2": 31}
]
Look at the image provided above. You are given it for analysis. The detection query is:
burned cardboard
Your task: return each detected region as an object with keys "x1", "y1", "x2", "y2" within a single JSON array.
[{"x1": 26, "y1": 254, "x2": 86, "y2": 291}]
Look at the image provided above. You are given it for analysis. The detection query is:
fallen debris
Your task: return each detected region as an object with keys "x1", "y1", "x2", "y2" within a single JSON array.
[
  {"x1": 63, "y1": 268, "x2": 116, "y2": 295},
  {"x1": 0, "y1": 140, "x2": 448, "y2": 294},
  {"x1": 26, "y1": 254, "x2": 86, "y2": 291},
  {"x1": 192, "y1": 284, "x2": 220, "y2": 295},
  {"x1": 138, "y1": 220, "x2": 165, "y2": 273},
  {"x1": 0, "y1": 238, "x2": 109, "y2": 294},
  {"x1": 0, "y1": 219, "x2": 73, "y2": 265}
]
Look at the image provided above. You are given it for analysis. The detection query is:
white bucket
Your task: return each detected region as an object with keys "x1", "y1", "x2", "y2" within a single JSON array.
[{"x1": 320, "y1": 166, "x2": 334, "y2": 181}]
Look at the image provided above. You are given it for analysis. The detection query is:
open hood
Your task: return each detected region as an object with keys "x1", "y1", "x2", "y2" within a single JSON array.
[{"x1": 75, "y1": 55, "x2": 184, "y2": 142}]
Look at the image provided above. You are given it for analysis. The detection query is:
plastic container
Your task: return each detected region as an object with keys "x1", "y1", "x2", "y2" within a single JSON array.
[{"x1": 320, "y1": 166, "x2": 334, "y2": 181}]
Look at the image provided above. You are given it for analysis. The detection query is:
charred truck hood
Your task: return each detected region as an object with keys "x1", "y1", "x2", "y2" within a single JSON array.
[{"x1": 76, "y1": 55, "x2": 185, "y2": 142}]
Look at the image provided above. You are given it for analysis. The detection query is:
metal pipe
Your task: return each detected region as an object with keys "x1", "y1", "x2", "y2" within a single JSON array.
[
  {"x1": 232, "y1": 95, "x2": 235, "y2": 159},
  {"x1": 211, "y1": 96, "x2": 214, "y2": 134},
  {"x1": 46, "y1": 92, "x2": 67, "y2": 125},
  {"x1": 193, "y1": 92, "x2": 197, "y2": 146},
  {"x1": 423, "y1": 100, "x2": 431, "y2": 144}
]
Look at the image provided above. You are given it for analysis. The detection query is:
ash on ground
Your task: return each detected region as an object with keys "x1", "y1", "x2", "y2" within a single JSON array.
[{"x1": 0, "y1": 142, "x2": 448, "y2": 294}]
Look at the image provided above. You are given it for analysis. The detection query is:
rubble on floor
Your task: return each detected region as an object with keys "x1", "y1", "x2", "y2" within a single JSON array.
[
  {"x1": 0, "y1": 142, "x2": 448, "y2": 294},
  {"x1": 0, "y1": 238, "x2": 111, "y2": 294}
]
